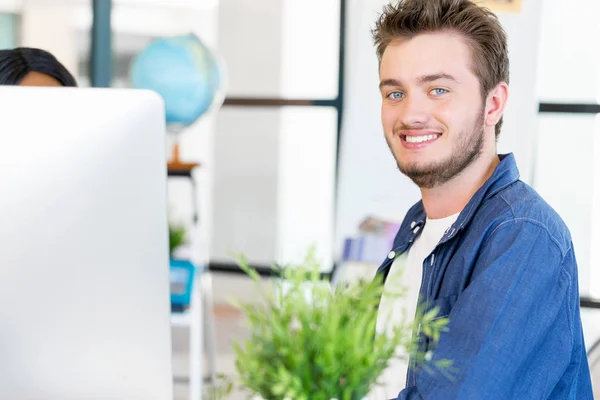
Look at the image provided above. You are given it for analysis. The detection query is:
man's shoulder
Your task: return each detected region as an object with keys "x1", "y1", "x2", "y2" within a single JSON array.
[{"x1": 479, "y1": 179, "x2": 572, "y2": 256}]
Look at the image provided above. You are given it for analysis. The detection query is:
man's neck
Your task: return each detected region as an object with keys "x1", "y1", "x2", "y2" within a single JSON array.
[{"x1": 421, "y1": 152, "x2": 500, "y2": 219}]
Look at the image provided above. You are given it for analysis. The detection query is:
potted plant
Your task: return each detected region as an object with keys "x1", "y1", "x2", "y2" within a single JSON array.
[
  {"x1": 168, "y1": 221, "x2": 195, "y2": 310},
  {"x1": 168, "y1": 221, "x2": 188, "y2": 259},
  {"x1": 204, "y1": 374, "x2": 235, "y2": 400},
  {"x1": 228, "y1": 249, "x2": 452, "y2": 400}
]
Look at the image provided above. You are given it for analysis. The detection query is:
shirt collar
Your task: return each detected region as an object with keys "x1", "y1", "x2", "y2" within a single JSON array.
[{"x1": 393, "y1": 153, "x2": 520, "y2": 249}]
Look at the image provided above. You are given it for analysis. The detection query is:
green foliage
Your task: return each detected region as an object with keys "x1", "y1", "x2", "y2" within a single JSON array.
[
  {"x1": 168, "y1": 222, "x2": 187, "y2": 257},
  {"x1": 230, "y1": 248, "x2": 453, "y2": 399},
  {"x1": 204, "y1": 374, "x2": 235, "y2": 400}
]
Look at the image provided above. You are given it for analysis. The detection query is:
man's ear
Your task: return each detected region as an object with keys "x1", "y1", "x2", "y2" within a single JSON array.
[{"x1": 485, "y1": 82, "x2": 509, "y2": 128}]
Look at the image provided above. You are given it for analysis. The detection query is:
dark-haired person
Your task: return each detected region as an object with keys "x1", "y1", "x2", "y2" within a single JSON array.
[
  {"x1": 372, "y1": 0, "x2": 593, "y2": 399},
  {"x1": 0, "y1": 47, "x2": 77, "y2": 87}
]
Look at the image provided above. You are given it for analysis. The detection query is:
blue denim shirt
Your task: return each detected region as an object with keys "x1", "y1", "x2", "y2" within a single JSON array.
[{"x1": 376, "y1": 153, "x2": 593, "y2": 399}]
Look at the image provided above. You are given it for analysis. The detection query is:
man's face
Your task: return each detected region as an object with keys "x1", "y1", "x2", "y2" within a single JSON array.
[{"x1": 379, "y1": 32, "x2": 488, "y2": 189}]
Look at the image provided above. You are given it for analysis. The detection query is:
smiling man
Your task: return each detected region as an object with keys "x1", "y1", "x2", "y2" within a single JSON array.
[{"x1": 371, "y1": 1, "x2": 593, "y2": 399}]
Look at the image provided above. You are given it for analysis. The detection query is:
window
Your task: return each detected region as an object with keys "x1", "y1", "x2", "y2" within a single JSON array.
[
  {"x1": 210, "y1": 0, "x2": 344, "y2": 273},
  {"x1": 0, "y1": 13, "x2": 18, "y2": 50},
  {"x1": 535, "y1": 0, "x2": 600, "y2": 297}
]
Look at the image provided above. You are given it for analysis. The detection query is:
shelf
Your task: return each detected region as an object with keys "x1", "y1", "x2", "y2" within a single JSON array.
[{"x1": 167, "y1": 161, "x2": 200, "y2": 177}]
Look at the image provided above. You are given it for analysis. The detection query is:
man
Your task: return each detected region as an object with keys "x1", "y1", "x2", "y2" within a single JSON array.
[{"x1": 371, "y1": 0, "x2": 593, "y2": 399}]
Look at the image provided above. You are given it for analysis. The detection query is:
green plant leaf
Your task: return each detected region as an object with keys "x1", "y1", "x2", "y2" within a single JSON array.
[
  {"x1": 168, "y1": 222, "x2": 187, "y2": 257},
  {"x1": 230, "y1": 248, "x2": 454, "y2": 398}
]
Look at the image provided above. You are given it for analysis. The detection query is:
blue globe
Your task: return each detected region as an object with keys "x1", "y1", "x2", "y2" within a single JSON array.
[{"x1": 130, "y1": 33, "x2": 224, "y2": 127}]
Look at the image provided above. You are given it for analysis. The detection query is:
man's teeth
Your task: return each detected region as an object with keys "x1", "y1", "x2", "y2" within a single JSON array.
[{"x1": 405, "y1": 134, "x2": 438, "y2": 143}]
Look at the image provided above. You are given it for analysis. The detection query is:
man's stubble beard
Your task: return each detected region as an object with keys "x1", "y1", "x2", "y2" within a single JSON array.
[{"x1": 391, "y1": 108, "x2": 486, "y2": 189}]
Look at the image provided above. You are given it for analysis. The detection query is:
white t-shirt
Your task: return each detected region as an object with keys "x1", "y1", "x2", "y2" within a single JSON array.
[{"x1": 367, "y1": 212, "x2": 460, "y2": 399}]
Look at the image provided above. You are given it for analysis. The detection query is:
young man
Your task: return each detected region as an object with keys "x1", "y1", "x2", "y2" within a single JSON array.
[{"x1": 372, "y1": 0, "x2": 593, "y2": 399}]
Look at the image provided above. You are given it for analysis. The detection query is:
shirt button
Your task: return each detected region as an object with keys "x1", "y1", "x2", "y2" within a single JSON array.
[
  {"x1": 388, "y1": 251, "x2": 396, "y2": 259},
  {"x1": 413, "y1": 226, "x2": 420, "y2": 234},
  {"x1": 410, "y1": 221, "x2": 417, "y2": 229}
]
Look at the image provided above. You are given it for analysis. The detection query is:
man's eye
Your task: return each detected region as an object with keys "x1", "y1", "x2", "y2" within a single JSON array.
[
  {"x1": 431, "y1": 88, "x2": 448, "y2": 95},
  {"x1": 387, "y1": 91, "x2": 404, "y2": 100}
]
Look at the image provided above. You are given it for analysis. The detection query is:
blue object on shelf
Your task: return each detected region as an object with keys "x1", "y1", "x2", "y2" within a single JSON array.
[
  {"x1": 130, "y1": 33, "x2": 225, "y2": 127},
  {"x1": 170, "y1": 259, "x2": 196, "y2": 308}
]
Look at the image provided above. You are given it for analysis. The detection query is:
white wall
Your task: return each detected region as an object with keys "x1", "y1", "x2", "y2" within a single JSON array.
[
  {"x1": 494, "y1": 1, "x2": 544, "y2": 185},
  {"x1": 20, "y1": 2, "x2": 79, "y2": 76},
  {"x1": 592, "y1": 116, "x2": 600, "y2": 298},
  {"x1": 211, "y1": 0, "x2": 284, "y2": 267},
  {"x1": 533, "y1": 0, "x2": 600, "y2": 297},
  {"x1": 212, "y1": 0, "x2": 339, "y2": 269},
  {"x1": 335, "y1": 0, "x2": 543, "y2": 260},
  {"x1": 217, "y1": 0, "x2": 284, "y2": 98},
  {"x1": 279, "y1": 0, "x2": 340, "y2": 100}
]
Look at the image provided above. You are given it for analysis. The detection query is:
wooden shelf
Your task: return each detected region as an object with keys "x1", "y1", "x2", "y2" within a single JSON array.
[{"x1": 167, "y1": 161, "x2": 200, "y2": 177}]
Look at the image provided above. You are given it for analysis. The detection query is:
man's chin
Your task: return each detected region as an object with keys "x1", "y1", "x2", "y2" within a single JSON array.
[
  {"x1": 397, "y1": 161, "x2": 434, "y2": 176},
  {"x1": 397, "y1": 161, "x2": 445, "y2": 188}
]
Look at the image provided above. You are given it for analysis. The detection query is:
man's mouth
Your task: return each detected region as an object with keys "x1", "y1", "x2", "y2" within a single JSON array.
[{"x1": 402, "y1": 133, "x2": 441, "y2": 144}]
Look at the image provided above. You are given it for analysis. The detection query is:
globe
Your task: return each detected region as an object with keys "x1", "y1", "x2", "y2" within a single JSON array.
[{"x1": 130, "y1": 33, "x2": 225, "y2": 128}]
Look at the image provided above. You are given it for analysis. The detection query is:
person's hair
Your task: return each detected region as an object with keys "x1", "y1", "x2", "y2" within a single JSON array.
[
  {"x1": 372, "y1": 0, "x2": 509, "y2": 138},
  {"x1": 0, "y1": 47, "x2": 77, "y2": 87}
]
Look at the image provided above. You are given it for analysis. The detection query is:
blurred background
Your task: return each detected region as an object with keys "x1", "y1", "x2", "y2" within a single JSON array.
[{"x1": 2, "y1": 0, "x2": 600, "y2": 398}]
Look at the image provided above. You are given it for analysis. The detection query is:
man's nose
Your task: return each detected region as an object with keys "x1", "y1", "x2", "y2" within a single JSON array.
[{"x1": 397, "y1": 95, "x2": 430, "y2": 127}]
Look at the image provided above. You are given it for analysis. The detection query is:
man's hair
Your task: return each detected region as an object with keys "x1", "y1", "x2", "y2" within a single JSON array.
[{"x1": 372, "y1": 0, "x2": 509, "y2": 138}]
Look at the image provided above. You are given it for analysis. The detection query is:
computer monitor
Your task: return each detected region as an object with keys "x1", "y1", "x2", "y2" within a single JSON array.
[{"x1": 0, "y1": 86, "x2": 173, "y2": 400}]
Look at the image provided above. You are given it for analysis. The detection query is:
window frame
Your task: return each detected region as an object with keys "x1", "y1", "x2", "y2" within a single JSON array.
[{"x1": 89, "y1": 0, "x2": 347, "y2": 280}]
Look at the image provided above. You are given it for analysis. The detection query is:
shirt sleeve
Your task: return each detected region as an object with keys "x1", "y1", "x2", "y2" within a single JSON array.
[{"x1": 395, "y1": 218, "x2": 574, "y2": 400}]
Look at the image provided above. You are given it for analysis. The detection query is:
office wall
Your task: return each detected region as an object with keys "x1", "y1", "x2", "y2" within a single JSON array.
[
  {"x1": 533, "y1": 0, "x2": 600, "y2": 297},
  {"x1": 212, "y1": 0, "x2": 284, "y2": 267},
  {"x1": 212, "y1": 0, "x2": 339, "y2": 269},
  {"x1": 20, "y1": 3, "x2": 79, "y2": 76}
]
